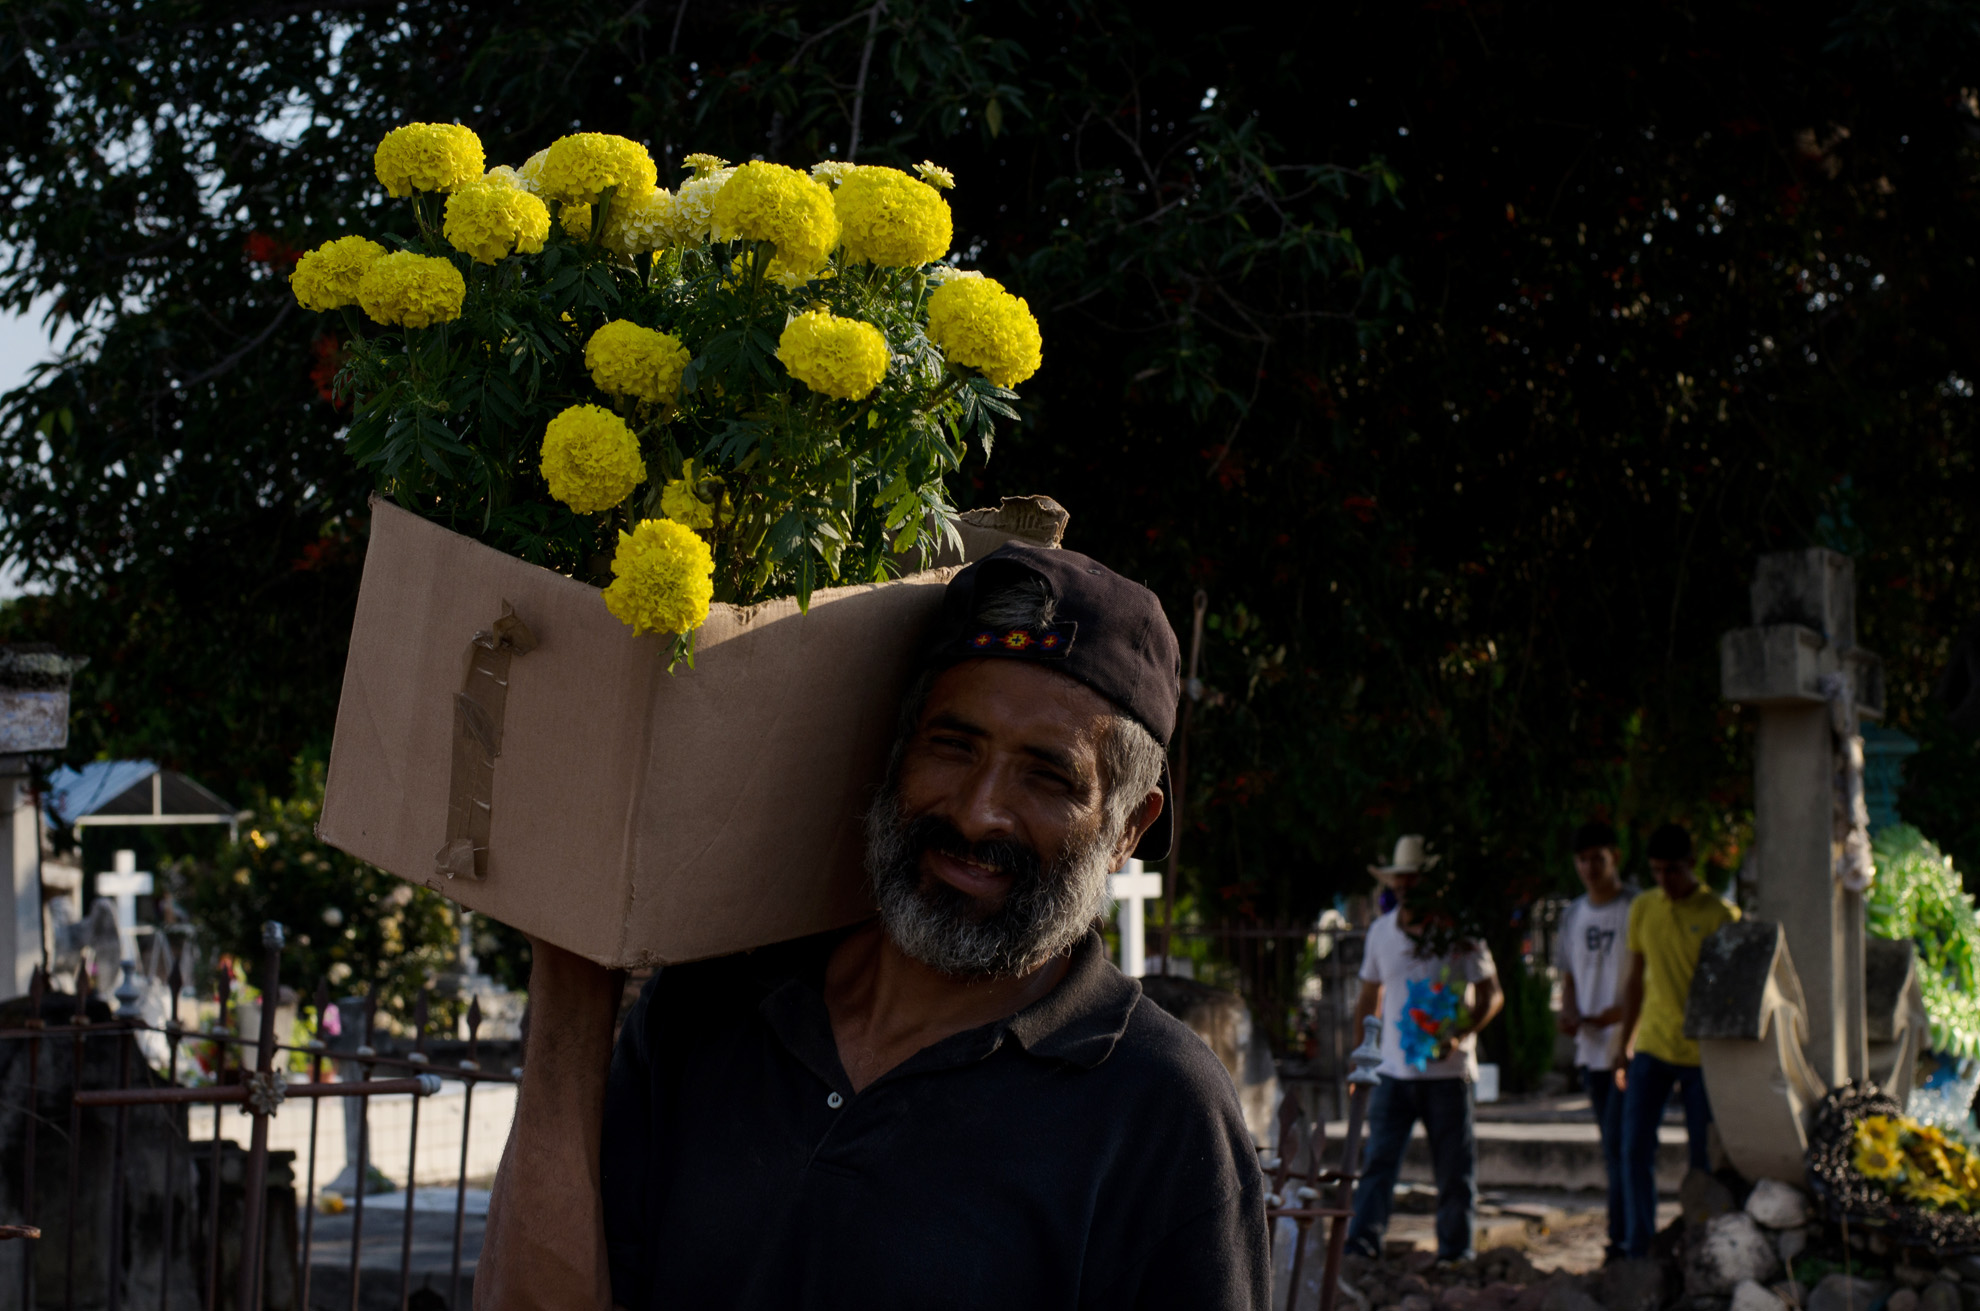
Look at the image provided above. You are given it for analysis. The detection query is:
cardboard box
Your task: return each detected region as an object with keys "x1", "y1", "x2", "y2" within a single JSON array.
[{"x1": 319, "y1": 497, "x2": 1044, "y2": 968}]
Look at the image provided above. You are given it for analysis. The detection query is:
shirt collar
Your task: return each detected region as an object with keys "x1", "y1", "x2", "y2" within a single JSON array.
[
  {"x1": 1005, "y1": 929, "x2": 1140, "y2": 1069},
  {"x1": 754, "y1": 926, "x2": 1141, "y2": 1084}
]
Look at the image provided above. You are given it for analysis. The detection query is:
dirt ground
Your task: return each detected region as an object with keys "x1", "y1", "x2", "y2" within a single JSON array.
[{"x1": 1375, "y1": 1186, "x2": 1683, "y2": 1275}]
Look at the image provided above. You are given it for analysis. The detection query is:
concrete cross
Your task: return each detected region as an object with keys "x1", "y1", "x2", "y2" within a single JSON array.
[
  {"x1": 1108, "y1": 858, "x2": 1165, "y2": 978},
  {"x1": 93, "y1": 847, "x2": 153, "y2": 965},
  {"x1": 1720, "y1": 548, "x2": 1884, "y2": 1086}
]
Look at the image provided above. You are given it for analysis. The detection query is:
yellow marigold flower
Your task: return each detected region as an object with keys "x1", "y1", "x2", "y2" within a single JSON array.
[
  {"x1": 290, "y1": 235, "x2": 388, "y2": 312},
  {"x1": 584, "y1": 320, "x2": 691, "y2": 404},
  {"x1": 659, "y1": 458, "x2": 731, "y2": 530},
  {"x1": 443, "y1": 177, "x2": 552, "y2": 264},
  {"x1": 561, "y1": 202, "x2": 595, "y2": 241},
  {"x1": 915, "y1": 160, "x2": 956, "y2": 190},
  {"x1": 539, "y1": 403, "x2": 647, "y2": 513},
  {"x1": 777, "y1": 310, "x2": 889, "y2": 401},
  {"x1": 516, "y1": 149, "x2": 550, "y2": 193},
  {"x1": 536, "y1": 133, "x2": 658, "y2": 205},
  {"x1": 602, "y1": 518, "x2": 715, "y2": 637},
  {"x1": 927, "y1": 264, "x2": 986, "y2": 285},
  {"x1": 926, "y1": 275, "x2": 1042, "y2": 388},
  {"x1": 356, "y1": 251, "x2": 466, "y2": 328},
  {"x1": 766, "y1": 252, "x2": 832, "y2": 289},
  {"x1": 810, "y1": 160, "x2": 853, "y2": 189},
  {"x1": 711, "y1": 161, "x2": 841, "y2": 267},
  {"x1": 482, "y1": 165, "x2": 524, "y2": 189},
  {"x1": 670, "y1": 169, "x2": 734, "y2": 245},
  {"x1": 374, "y1": 123, "x2": 485, "y2": 198},
  {"x1": 833, "y1": 165, "x2": 952, "y2": 267},
  {"x1": 603, "y1": 189, "x2": 682, "y2": 256},
  {"x1": 682, "y1": 152, "x2": 730, "y2": 178}
]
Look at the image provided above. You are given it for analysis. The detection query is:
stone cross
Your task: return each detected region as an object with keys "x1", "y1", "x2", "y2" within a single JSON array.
[
  {"x1": 93, "y1": 847, "x2": 153, "y2": 966},
  {"x1": 1720, "y1": 548, "x2": 1884, "y2": 1086},
  {"x1": 1108, "y1": 858, "x2": 1164, "y2": 978}
]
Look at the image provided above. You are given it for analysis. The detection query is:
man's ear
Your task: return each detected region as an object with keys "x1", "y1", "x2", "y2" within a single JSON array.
[{"x1": 1107, "y1": 789, "x2": 1165, "y2": 871}]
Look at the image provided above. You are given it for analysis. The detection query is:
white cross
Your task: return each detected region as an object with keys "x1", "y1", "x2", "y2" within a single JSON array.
[
  {"x1": 1107, "y1": 858, "x2": 1164, "y2": 978},
  {"x1": 94, "y1": 848, "x2": 153, "y2": 964}
]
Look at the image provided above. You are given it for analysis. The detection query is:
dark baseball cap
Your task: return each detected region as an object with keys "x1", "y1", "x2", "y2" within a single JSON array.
[{"x1": 925, "y1": 542, "x2": 1180, "y2": 860}]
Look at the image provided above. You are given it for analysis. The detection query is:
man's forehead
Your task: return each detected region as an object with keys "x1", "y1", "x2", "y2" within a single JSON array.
[{"x1": 919, "y1": 659, "x2": 1114, "y2": 743}]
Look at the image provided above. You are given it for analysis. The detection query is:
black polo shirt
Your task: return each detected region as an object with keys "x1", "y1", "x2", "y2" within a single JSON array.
[{"x1": 600, "y1": 927, "x2": 1270, "y2": 1309}]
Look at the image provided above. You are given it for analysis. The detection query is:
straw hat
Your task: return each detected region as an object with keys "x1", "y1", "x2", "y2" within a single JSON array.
[{"x1": 1368, "y1": 834, "x2": 1439, "y2": 886}]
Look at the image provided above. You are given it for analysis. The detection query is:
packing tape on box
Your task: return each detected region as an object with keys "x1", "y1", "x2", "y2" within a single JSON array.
[{"x1": 435, "y1": 601, "x2": 538, "y2": 882}]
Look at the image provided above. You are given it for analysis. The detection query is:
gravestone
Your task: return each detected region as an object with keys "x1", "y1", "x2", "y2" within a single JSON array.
[
  {"x1": 1719, "y1": 548, "x2": 1884, "y2": 1087},
  {"x1": 1107, "y1": 858, "x2": 1163, "y2": 978}
]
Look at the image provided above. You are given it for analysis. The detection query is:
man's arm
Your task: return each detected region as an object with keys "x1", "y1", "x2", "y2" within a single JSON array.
[
  {"x1": 1558, "y1": 972, "x2": 1581, "y2": 1035},
  {"x1": 1463, "y1": 975, "x2": 1503, "y2": 1037},
  {"x1": 1613, "y1": 951, "x2": 1646, "y2": 1090},
  {"x1": 476, "y1": 939, "x2": 624, "y2": 1311}
]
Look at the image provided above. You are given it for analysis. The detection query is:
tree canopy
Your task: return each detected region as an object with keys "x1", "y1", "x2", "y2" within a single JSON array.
[{"x1": 3, "y1": 0, "x2": 1980, "y2": 959}]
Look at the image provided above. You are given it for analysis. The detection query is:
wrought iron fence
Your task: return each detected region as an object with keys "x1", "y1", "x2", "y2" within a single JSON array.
[{"x1": 1, "y1": 921, "x2": 518, "y2": 1311}]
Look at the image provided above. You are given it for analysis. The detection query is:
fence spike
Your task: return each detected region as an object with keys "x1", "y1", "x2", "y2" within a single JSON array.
[
  {"x1": 27, "y1": 963, "x2": 43, "y2": 1011},
  {"x1": 414, "y1": 989, "x2": 430, "y2": 1054},
  {"x1": 363, "y1": 987, "x2": 378, "y2": 1048},
  {"x1": 466, "y1": 995, "x2": 482, "y2": 1047},
  {"x1": 75, "y1": 960, "x2": 90, "y2": 1020},
  {"x1": 315, "y1": 977, "x2": 331, "y2": 1037}
]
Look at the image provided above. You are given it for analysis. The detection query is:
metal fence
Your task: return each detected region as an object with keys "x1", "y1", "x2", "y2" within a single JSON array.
[{"x1": 1, "y1": 921, "x2": 517, "y2": 1311}]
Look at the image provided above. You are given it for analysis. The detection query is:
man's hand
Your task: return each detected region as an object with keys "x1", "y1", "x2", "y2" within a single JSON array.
[
  {"x1": 478, "y1": 937, "x2": 625, "y2": 1311},
  {"x1": 1557, "y1": 1008, "x2": 1581, "y2": 1036}
]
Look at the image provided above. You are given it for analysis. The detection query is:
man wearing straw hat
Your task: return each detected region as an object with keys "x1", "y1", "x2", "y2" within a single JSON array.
[{"x1": 1344, "y1": 835, "x2": 1503, "y2": 1265}]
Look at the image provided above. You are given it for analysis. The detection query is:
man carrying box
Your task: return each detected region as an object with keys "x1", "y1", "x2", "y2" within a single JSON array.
[
  {"x1": 478, "y1": 543, "x2": 1269, "y2": 1309},
  {"x1": 1615, "y1": 821, "x2": 1739, "y2": 1260}
]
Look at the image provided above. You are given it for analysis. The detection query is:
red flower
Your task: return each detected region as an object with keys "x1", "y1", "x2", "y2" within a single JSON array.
[{"x1": 244, "y1": 232, "x2": 300, "y2": 266}]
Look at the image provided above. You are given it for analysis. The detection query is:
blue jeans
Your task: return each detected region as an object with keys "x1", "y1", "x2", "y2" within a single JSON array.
[
  {"x1": 1584, "y1": 1067, "x2": 1626, "y2": 1257},
  {"x1": 1620, "y1": 1052, "x2": 1714, "y2": 1258},
  {"x1": 1345, "y1": 1075, "x2": 1476, "y2": 1261}
]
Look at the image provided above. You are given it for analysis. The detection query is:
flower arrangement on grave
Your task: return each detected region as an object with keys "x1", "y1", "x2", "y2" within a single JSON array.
[
  {"x1": 1398, "y1": 966, "x2": 1472, "y2": 1070},
  {"x1": 1868, "y1": 825, "x2": 1980, "y2": 1064},
  {"x1": 1850, "y1": 1112, "x2": 1980, "y2": 1212},
  {"x1": 290, "y1": 123, "x2": 1040, "y2": 665}
]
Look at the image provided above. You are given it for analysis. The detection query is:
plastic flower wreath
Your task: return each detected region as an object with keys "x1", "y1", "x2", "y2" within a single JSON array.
[
  {"x1": 1397, "y1": 967, "x2": 1471, "y2": 1071},
  {"x1": 1852, "y1": 1110, "x2": 1980, "y2": 1211}
]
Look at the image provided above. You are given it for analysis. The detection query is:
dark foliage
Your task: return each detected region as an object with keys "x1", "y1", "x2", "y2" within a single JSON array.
[{"x1": 5, "y1": 2, "x2": 1980, "y2": 1028}]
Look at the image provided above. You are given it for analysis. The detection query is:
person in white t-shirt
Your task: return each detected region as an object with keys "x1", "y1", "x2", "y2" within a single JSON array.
[
  {"x1": 1554, "y1": 820, "x2": 1634, "y2": 1263},
  {"x1": 1344, "y1": 836, "x2": 1503, "y2": 1264}
]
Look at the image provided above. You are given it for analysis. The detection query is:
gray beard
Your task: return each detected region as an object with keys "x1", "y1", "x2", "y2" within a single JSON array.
[{"x1": 864, "y1": 784, "x2": 1117, "y2": 979}]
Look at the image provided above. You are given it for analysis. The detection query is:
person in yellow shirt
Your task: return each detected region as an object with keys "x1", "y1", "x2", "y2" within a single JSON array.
[{"x1": 1615, "y1": 822, "x2": 1739, "y2": 1259}]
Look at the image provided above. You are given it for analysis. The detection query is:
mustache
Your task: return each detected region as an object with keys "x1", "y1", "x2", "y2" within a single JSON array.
[{"x1": 899, "y1": 813, "x2": 1044, "y2": 887}]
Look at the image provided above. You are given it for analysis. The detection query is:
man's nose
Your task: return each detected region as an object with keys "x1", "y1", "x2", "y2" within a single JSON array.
[{"x1": 945, "y1": 760, "x2": 1020, "y2": 843}]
